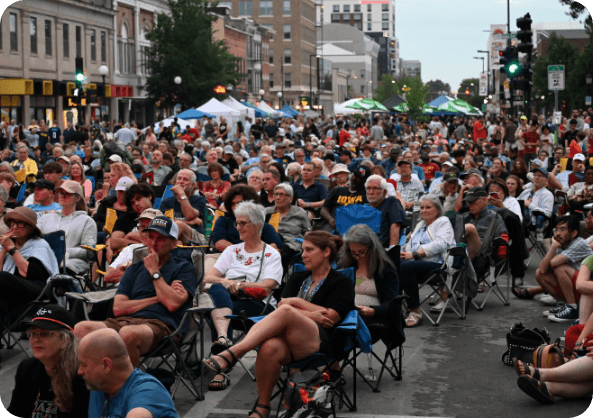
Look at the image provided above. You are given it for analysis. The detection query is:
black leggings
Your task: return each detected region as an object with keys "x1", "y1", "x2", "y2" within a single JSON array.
[{"x1": 0, "y1": 272, "x2": 45, "y2": 317}]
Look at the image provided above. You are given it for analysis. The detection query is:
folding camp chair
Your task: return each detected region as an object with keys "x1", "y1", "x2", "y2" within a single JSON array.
[
  {"x1": 417, "y1": 211, "x2": 472, "y2": 326},
  {"x1": 522, "y1": 206, "x2": 555, "y2": 269},
  {"x1": 334, "y1": 204, "x2": 381, "y2": 236}
]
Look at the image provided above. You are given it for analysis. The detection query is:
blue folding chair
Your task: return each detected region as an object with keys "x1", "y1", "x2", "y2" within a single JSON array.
[
  {"x1": 44, "y1": 230, "x2": 67, "y2": 274},
  {"x1": 16, "y1": 184, "x2": 27, "y2": 205},
  {"x1": 334, "y1": 205, "x2": 382, "y2": 236}
]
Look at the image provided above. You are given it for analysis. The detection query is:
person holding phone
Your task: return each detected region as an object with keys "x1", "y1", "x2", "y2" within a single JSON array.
[{"x1": 487, "y1": 178, "x2": 522, "y2": 221}]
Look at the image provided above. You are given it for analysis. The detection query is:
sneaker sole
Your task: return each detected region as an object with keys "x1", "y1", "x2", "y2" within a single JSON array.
[{"x1": 548, "y1": 315, "x2": 579, "y2": 323}]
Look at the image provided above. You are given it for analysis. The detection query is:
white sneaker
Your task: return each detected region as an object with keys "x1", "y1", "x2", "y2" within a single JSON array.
[
  {"x1": 539, "y1": 294, "x2": 558, "y2": 306},
  {"x1": 430, "y1": 299, "x2": 450, "y2": 313}
]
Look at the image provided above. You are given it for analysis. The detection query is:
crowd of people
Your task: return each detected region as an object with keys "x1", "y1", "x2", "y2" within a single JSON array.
[{"x1": 3, "y1": 106, "x2": 593, "y2": 416}]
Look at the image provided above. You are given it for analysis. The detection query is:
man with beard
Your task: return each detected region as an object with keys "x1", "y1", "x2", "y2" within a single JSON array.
[
  {"x1": 145, "y1": 150, "x2": 172, "y2": 186},
  {"x1": 320, "y1": 165, "x2": 370, "y2": 231}
]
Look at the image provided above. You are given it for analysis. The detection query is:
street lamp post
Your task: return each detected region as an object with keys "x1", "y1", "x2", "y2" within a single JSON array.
[
  {"x1": 173, "y1": 76, "x2": 182, "y2": 116},
  {"x1": 259, "y1": 89, "x2": 265, "y2": 104},
  {"x1": 586, "y1": 74, "x2": 592, "y2": 107},
  {"x1": 277, "y1": 91, "x2": 282, "y2": 109},
  {"x1": 477, "y1": 50, "x2": 490, "y2": 95},
  {"x1": 99, "y1": 65, "x2": 109, "y2": 123},
  {"x1": 309, "y1": 54, "x2": 319, "y2": 110}
]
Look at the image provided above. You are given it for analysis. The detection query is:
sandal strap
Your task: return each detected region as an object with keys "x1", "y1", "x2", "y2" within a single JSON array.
[
  {"x1": 249, "y1": 404, "x2": 271, "y2": 418},
  {"x1": 224, "y1": 348, "x2": 239, "y2": 364}
]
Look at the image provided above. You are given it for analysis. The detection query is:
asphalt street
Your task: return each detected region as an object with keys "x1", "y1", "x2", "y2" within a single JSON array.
[{"x1": 1, "y1": 249, "x2": 592, "y2": 418}]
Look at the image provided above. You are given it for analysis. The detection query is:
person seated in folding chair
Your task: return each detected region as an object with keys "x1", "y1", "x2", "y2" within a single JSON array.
[
  {"x1": 566, "y1": 165, "x2": 593, "y2": 214},
  {"x1": 399, "y1": 196, "x2": 456, "y2": 325},
  {"x1": 338, "y1": 224, "x2": 398, "y2": 332},
  {"x1": 320, "y1": 165, "x2": 370, "y2": 232},
  {"x1": 204, "y1": 201, "x2": 283, "y2": 392},
  {"x1": 0, "y1": 208, "x2": 60, "y2": 350},
  {"x1": 159, "y1": 168, "x2": 207, "y2": 245},
  {"x1": 78, "y1": 328, "x2": 178, "y2": 418},
  {"x1": 38, "y1": 180, "x2": 97, "y2": 277},
  {"x1": 365, "y1": 175, "x2": 406, "y2": 248},
  {"x1": 203, "y1": 231, "x2": 354, "y2": 418},
  {"x1": 453, "y1": 168, "x2": 486, "y2": 213},
  {"x1": 8, "y1": 304, "x2": 89, "y2": 418},
  {"x1": 104, "y1": 209, "x2": 162, "y2": 284},
  {"x1": 293, "y1": 161, "x2": 327, "y2": 220},
  {"x1": 427, "y1": 172, "x2": 460, "y2": 212},
  {"x1": 514, "y1": 216, "x2": 592, "y2": 323},
  {"x1": 517, "y1": 166, "x2": 555, "y2": 237},
  {"x1": 391, "y1": 159, "x2": 424, "y2": 221},
  {"x1": 73, "y1": 216, "x2": 197, "y2": 367}
]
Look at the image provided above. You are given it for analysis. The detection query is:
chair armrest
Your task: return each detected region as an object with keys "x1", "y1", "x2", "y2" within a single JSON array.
[
  {"x1": 65, "y1": 288, "x2": 118, "y2": 304},
  {"x1": 81, "y1": 245, "x2": 107, "y2": 252}
]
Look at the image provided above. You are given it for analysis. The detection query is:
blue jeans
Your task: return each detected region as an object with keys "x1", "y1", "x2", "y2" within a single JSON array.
[
  {"x1": 208, "y1": 283, "x2": 274, "y2": 341},
  {"x1": 399, "y1": 260, "x2": 442, "y2": 309}
]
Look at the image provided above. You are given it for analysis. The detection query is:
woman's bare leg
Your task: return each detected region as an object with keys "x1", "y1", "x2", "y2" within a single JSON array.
[
  {"x1": 546, "y1": 380, "x2": 593, "y2": 399},
  {"x1": 539, "y1": 356, "x2": 593, "y2": 383}
]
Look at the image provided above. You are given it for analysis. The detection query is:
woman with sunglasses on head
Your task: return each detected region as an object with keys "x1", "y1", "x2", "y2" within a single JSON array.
[
  {"x1": 8, "y1": 304, "x2": 89, "y2": 418},
  {"x1": 338, "y1": 224, "x2": 398, "y2": 329},
  {"x1": 399, "y1": 196, "x2": 455, "y2": 327},
  {"x1": 204, "y1": 201, "x2": 283, "y2": 392},
  {"x1": 0, "y1": 207, "x2": 60, "y2": 354}
]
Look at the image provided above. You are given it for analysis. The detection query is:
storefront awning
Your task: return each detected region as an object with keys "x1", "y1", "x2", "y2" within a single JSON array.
[{"x1": 0, "y1": 79, "x2": 33, "y2": 95}]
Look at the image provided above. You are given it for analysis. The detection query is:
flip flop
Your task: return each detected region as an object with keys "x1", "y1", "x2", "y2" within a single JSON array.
[
  {"x1": 512, "y1": 287, "x2": 534, "y2": 300},
  {"x1": 208, "y1": 373, "x2": 230, "y2": 391},
  {"x1": 517, "y1": 375, "x2": 554, "y2": 404},
  {"x1": 513, "y1": 358, "x2": 540, "y2": 380},
  {"x1": 405, "y1": 311, "x2": 423, "y2": 328}
]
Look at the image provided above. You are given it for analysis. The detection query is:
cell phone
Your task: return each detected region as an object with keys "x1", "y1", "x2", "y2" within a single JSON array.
[{"x1": 490, "y1": 192, "x2": 499, "y2": 199}]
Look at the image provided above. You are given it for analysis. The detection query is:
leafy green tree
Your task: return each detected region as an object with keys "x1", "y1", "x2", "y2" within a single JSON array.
[
  {"x1": 558, "y1": 0, "x2": 592, "y2": 30},
  {"x1": 374, "y1": 74, "x2": 400, "y2": 103},
  {"x1": 532, "y1": 32, "x2": 579, "y2": 109},
  {"x1": 457, "y1": 78, "x2": 483, "y2": 109},
  {"x1": 145, "y1": 0, "x2": 244, "y2": 109},
  {"x1": 405, "y1": 76, "x2": 429, "y2": 123},
  {"x1": 566, "y1": 38, "x2": 593, "y2": 109},
  {"x1": 426, "y1": 79, "x2": 451, "y2": 94}
]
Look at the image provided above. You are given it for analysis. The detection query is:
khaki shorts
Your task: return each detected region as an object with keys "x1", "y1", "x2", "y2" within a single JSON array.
[{"x1": 104, "y1": 316, "x2": 174, "y2": 352}]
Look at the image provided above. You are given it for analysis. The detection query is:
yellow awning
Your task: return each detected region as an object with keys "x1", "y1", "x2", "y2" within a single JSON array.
[{"x1": 0, "y1": 79, "x2": 33, "y2": 95}]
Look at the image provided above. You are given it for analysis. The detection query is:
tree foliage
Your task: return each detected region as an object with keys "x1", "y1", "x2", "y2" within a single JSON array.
[
  {"x1": 145, "y1": 0, "x2": 244, "y2": 109},
  {"x1": 457, "y1": 78, "x2": 483, "y2": 109},
  {"x1": 373, "y1": 74, "x2": 400, "y2": 103},
  {"x1": 426, "y1": 79, "x2": 451, "y2": 94},
  {"x1": 404, "y1": 76, "x2": 429, "y2": 123},
  {"x1": 558, "y1": 0, "x2": 592, "y2": 29},
  {"x1": 532, "y1": 33, "x2": 579, "y2": 109}
]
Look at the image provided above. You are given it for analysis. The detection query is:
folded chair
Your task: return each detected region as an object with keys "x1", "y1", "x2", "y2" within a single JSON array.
[
  {"x1": 334, "y1": 204, "x2": 381, "y2": 236},
  {"x1": 418, "y1": 211, "x2": 473, "y2": 326}
]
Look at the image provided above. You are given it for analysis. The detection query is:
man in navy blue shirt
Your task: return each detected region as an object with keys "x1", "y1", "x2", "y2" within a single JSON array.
[
  {"x1": 47, "y1": 120, "x2": 62, "y2": 144},
  {"x1": 264, "y1": 118, "x2": 279, "y2": 139},
  {"x1": 293, "y1": 161, "x2": 327, "y2": 219}
]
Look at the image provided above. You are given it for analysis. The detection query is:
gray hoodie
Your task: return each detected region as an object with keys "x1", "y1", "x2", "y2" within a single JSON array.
[{"x1": 38, "y1": 210, "x2": 97, "y2": 274}]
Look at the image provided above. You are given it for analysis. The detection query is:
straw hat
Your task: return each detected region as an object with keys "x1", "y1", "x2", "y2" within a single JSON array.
[{"x1": 4, "y1": 207, "x2": 41, "y2": 234}]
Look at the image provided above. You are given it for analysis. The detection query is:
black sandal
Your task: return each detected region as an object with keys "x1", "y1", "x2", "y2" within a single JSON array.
[
  {"x1": 249, "y1": 404, "x2": 271, "y2": 418},
  {"x1": 203, "y1": 348, "x2": 239, "y2": 374},
  {"x1": 513, "y1": 358, "x2": 540, "y2": 380},
  {"x1": 211, "y1": 335, "x2": 232, "y2": 355},
  {"x1": 512, "y1": 287, "x2": 534, "y2": 300},
  {"x1": 208, "y1": 372, "x2": 231, "y2": 391},
  {"x1": 517, "y1": 375, "x2": 554, "y2": 404}
]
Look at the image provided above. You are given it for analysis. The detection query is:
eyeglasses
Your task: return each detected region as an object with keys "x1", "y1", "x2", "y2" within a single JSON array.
[
  {"x1": 234, "y1": 221, "x2": 252, "y2": 229},
  {"x1": 274, "y1": 193, "x2": 289, "y2": 198},
  {"x1": 26, "y1": 329, "x2": 54, "y2": 340},
  {"x1": 58, "y1": 191, "x2": 74, "y2": 197},
  {"x1": 7, "y1": 220, "x2": 28, "y2": 228},
  {"x1": 553, "y1": 227, "x2": 568, "y2": 234},
  {"x1": 366, "y1": 187, "x2": 383, "y2": 192},
  {"x1": 349, "y1": 248, "x2": 369, "y2": 258}
]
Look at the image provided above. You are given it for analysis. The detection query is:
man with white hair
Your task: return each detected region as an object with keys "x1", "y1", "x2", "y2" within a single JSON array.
[
  {"x1": 114, "y1": 123, "x2": 136, "y2": 146},
  {"x1": 366, "y1": 174, "x2": 406, "y2": 248}
]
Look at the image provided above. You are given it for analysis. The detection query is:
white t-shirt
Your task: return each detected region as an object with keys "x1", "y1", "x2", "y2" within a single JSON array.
[
  {"x1": 110, "y1": 243, "x2": 145, "y2": 270},
  {"x1": 214, "y1": 242, "x2": 283, "y2": 307}
]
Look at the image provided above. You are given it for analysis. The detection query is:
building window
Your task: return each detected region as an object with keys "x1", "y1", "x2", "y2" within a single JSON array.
[
  {"x1": 76, "y1": 26, "x2": 81, "y2": 57},
  {"x1": 367, "y1": 4, "x2": 371, "y2": 12},
  {"x1": 30, "y1": 17, "x2": 37, "y2": 55},
  {"x1": 367, "y1": 13, "x2": 372, "y2": 21},
  {"x1": 367, "y1": 22, "x2": 372, "y2": 31},
  {"x1": 360, "y1": 69, "x2": 365, "y2": 78},
  {"x1": 260, "y1": 1, "x2": 273, "y2": 15},
  {"x1": 63, "y1": 24, "x2": 69, "y2": 58},
  {"x1": 332, "y1": 14, "x2": 340, "y2": 22},
  {"x1": 140, "y1": 46, "x2": 151, "y2": 75},
  {"x1": 284, "y1": 73, "x2": 291, "y2": 88},
  {"x1": 354, "y1": 4, "x2": 361, "y2": 12},
  {"x1": 218, "y1": 1, "x2": 232, "y2": 12},
  {"x1": 269, "y1": 48, "x2": 273, "y2": 64},
  {"x1": 343, "y1": 4, "x2": 350, "y2": 12},
  {"x1": 118, "y1": 23, "x2": 134, "y2": 74},
  {"x1": 44, "y1": 20, "x2": 51, "y2": 56},
  {"x1": 354, "y1": 22, "x2": 361, "y2": 30},
  {"x1": 332, "y1": 5, "x2": 339, "y2": 12},
  {"x1": 343, "y1": 13, "x2": 350, "y2": 20},
  {"x1": 283, "y1": 0, "x2": 290, "y2": 15},
  {"x1": 353, "y1": 13, "x2": 361, "y2": 21},
  {"x1": 382, "y1": 4, "x2": 389, "y2": 11},
  {"x1": 101, "y1": 31, "x2": 106, "y2": 62},
  {"x1": 269, "y1": 73, "x2": 274, "y2": 88},
  {"x1": 382, "y1": 12, "x2": 389, "y2": 20},
  {"x1": 239, "y1": 1, "x2": 252, "y2": 16},
  {"x1": 283, "y1": 24, "x2": 291, "y2": 40},
  {"x1": 284, "y1": 49, "x2": 291, "y2": 64},
  {"x1": 10, "y1": 13, "x2": 18, "y2": 52},
  {"x1": 90, "y1": 29, "x2": 96, "y2": 61},
  {"x1": 360, "y1": 85, "x2": 365, "y2": 94},
  {"x1": 382, "y1": 22, "x2": 389, "y2": 30}
]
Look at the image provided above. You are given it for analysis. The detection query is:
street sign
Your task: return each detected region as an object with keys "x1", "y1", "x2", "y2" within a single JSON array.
[
  {"x1": 513, "y1": 95, "x2": 524, "y2": 102},
  {"x1": 548, "y1": 65, "x2": 565, "y2": 90},
  {"x1": 553, "y1": 111, "x2": 562, "y2": 124},
  {"x1": 587, "y1": 96, "x2": 592, "y2": 106}
]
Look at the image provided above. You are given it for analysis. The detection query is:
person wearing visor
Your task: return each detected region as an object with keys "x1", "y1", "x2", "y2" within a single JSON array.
[{"x1": 8, "y1": 304, "x2": 90, "y2": 417}]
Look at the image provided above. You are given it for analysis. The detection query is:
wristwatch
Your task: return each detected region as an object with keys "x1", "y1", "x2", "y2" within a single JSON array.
[
  {"x1": 412, "y1": 251, "x2": 421, "y2": 260},
  {"x1": 152, "y1": 272, "x2": 162, "y2": 281},
  {"x1": 7, "y1": 247, "x2": 17, "y2": 256},
  {"x1": 179, "y1": 195, "x2": 188, "y2": 201}
]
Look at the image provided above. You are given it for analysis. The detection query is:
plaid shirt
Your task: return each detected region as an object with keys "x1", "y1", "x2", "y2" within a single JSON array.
[
  {"x1": 558, "y1": 237, "x2": 593, "y2": 270},
  {"x1": 396, "y1": 177, "x2": 425, "y2": 202}
]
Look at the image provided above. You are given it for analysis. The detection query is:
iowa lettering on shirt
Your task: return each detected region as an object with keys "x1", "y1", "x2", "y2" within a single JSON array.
[{"x1": 336, "y1": 195, "x2": 363, "y2": 205}]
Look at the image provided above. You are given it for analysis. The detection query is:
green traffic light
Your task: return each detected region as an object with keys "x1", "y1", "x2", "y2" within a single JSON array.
[
  {"x1": 506, "y1": 61, "x2": 521, "y2": 76},
  {"x1": 76, "y1": 73, "x2": 85, "y2": 82}
]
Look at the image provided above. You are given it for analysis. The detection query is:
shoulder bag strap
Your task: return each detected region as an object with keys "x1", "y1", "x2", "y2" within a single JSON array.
[{"x1": 255, "y1": 244, "x2": 266, "y2": 283}]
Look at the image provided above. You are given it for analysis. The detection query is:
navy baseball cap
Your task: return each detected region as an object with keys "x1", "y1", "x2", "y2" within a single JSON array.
[
  {"x1": 146, "y1": 216, "x2": 179, "y2": 239},
  {"x1": 532, "y1": 167, "x2": 549, "y2": 178},
  {"x1": 20, "y1": 304, "x2": 74, "y2": 331}
]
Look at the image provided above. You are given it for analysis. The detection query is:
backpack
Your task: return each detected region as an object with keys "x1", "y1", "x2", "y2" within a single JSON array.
[{"x1": 103, "y1": 140, "x2": 129, "y2": 164}]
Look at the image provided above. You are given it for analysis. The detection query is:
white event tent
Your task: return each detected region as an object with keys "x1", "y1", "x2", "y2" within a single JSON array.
[{"x1": 197, "y1": 98, "x2": 241, "y2": 140}]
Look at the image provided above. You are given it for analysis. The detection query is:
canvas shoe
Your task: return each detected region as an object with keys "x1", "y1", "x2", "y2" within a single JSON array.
[
  {"x1": 543, "y1": 303, "x2": 565, "y2": 317},
  {"x1": 539, "y1": 294, "x2": 558, "y2": 306},
  {"x1": 430, "y1": 299, "x2": 451, "y2": 313},
  {"x1": 549, "y1": 305, "x2": 579, "y2": 323}
]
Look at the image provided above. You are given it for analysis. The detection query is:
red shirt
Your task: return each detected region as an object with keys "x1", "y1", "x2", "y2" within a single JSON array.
[
  {"x1": 473, "y1": 121, "x2": 487, "y2": 141},
  {"x1": 418, "y1": 162, "x2": 440, "y2": 180},
  {"x1": 339, "y1": 129, "x2": 351, "y2": 147},
  {"x1": 522, "y1": 130, "x2": 539, "y2": 153},
  {"x1": 187, "y1": 128, "x2": 200, "y2": 139}
]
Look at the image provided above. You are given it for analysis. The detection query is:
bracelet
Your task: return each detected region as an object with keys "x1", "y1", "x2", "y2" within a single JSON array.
[{"x1": 307, "y1": 202, "x2": 310, "y2": 208}]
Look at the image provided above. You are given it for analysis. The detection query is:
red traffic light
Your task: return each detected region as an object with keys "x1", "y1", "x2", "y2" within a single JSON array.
[
  {"x1": 499, "y1": 50, "x2": 504, "y2": 57},
  {"x1": 465, "y1": 89, "x2": 470, "y2": 95},
  {"x1": 213, "y1": 85, "x2": 227, "y2": 94}
]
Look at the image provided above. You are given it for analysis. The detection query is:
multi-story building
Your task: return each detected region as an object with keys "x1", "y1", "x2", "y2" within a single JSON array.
[
  {"x1": 401, "y1": 60, "x2": 421, "y2": 79},
  {"x1": 318, "y1": 0, "x2": 399, "y2": 79},
  {"x1": 0, "y1": 0, "x2": 169, "y2": 130},
  {"x1": 218, "y1": 0, "x2": 318, "y2": 110},
  {"x1": 212, "y1": 6, "x2": 273, "y2": 105}
]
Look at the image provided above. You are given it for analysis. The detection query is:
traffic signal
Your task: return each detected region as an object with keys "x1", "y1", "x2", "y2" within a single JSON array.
[
  {"x1": 75, "y1": 57, "x2": 85, "y2": 88},
  {"x1": 465, "y1": 89, "x2": 470, "y2": 95},
  {"x1": 516, "y1": 13, "x2": 533, "y2": 54},
  {"x1": 501, "y1": 47, "x2": 521, "y2": 78}
]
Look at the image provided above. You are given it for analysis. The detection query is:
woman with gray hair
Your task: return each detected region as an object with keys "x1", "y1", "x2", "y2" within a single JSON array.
[
  {"x1": 400, "y1": 196, "x2": 456, "y2": 327},
  {"x1": 203, "y1": 200, "x2": 283, "y2": 392},
  {"x1": 265, "y1": 183, "x2": 311, "y2": 263},
  {"x1": 338, "y1": 224, "x2": 398, "y2": 324}
]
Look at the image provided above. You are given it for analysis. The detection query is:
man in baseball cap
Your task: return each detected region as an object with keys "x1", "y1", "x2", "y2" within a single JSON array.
[
  {"x1": 73, "y1": 211, "x2": 196, "y2": 366},
  {"x1": 548, "y1": 153, "x2": 585, "y2": 192},
  {"x1": 115, "y1": 176, "x2": 134, "y2": 192},
  {"x1": 321, "y1": 165, "x2": 368, "y2": 231},
  {"x1": 27, "y1": 179, "x2": 63, "y2": 219},
  {"x1": 108, "y1": 154, "x2": 123, "y2": 164}
]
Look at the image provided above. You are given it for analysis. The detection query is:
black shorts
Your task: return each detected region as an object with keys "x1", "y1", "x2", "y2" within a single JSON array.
[
  {"x1": 491, "y1": 139, "x2": 501, "y2": 145},
  {"x1": 317, "y1": 324, "x2": 331, "y2": 354}
]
